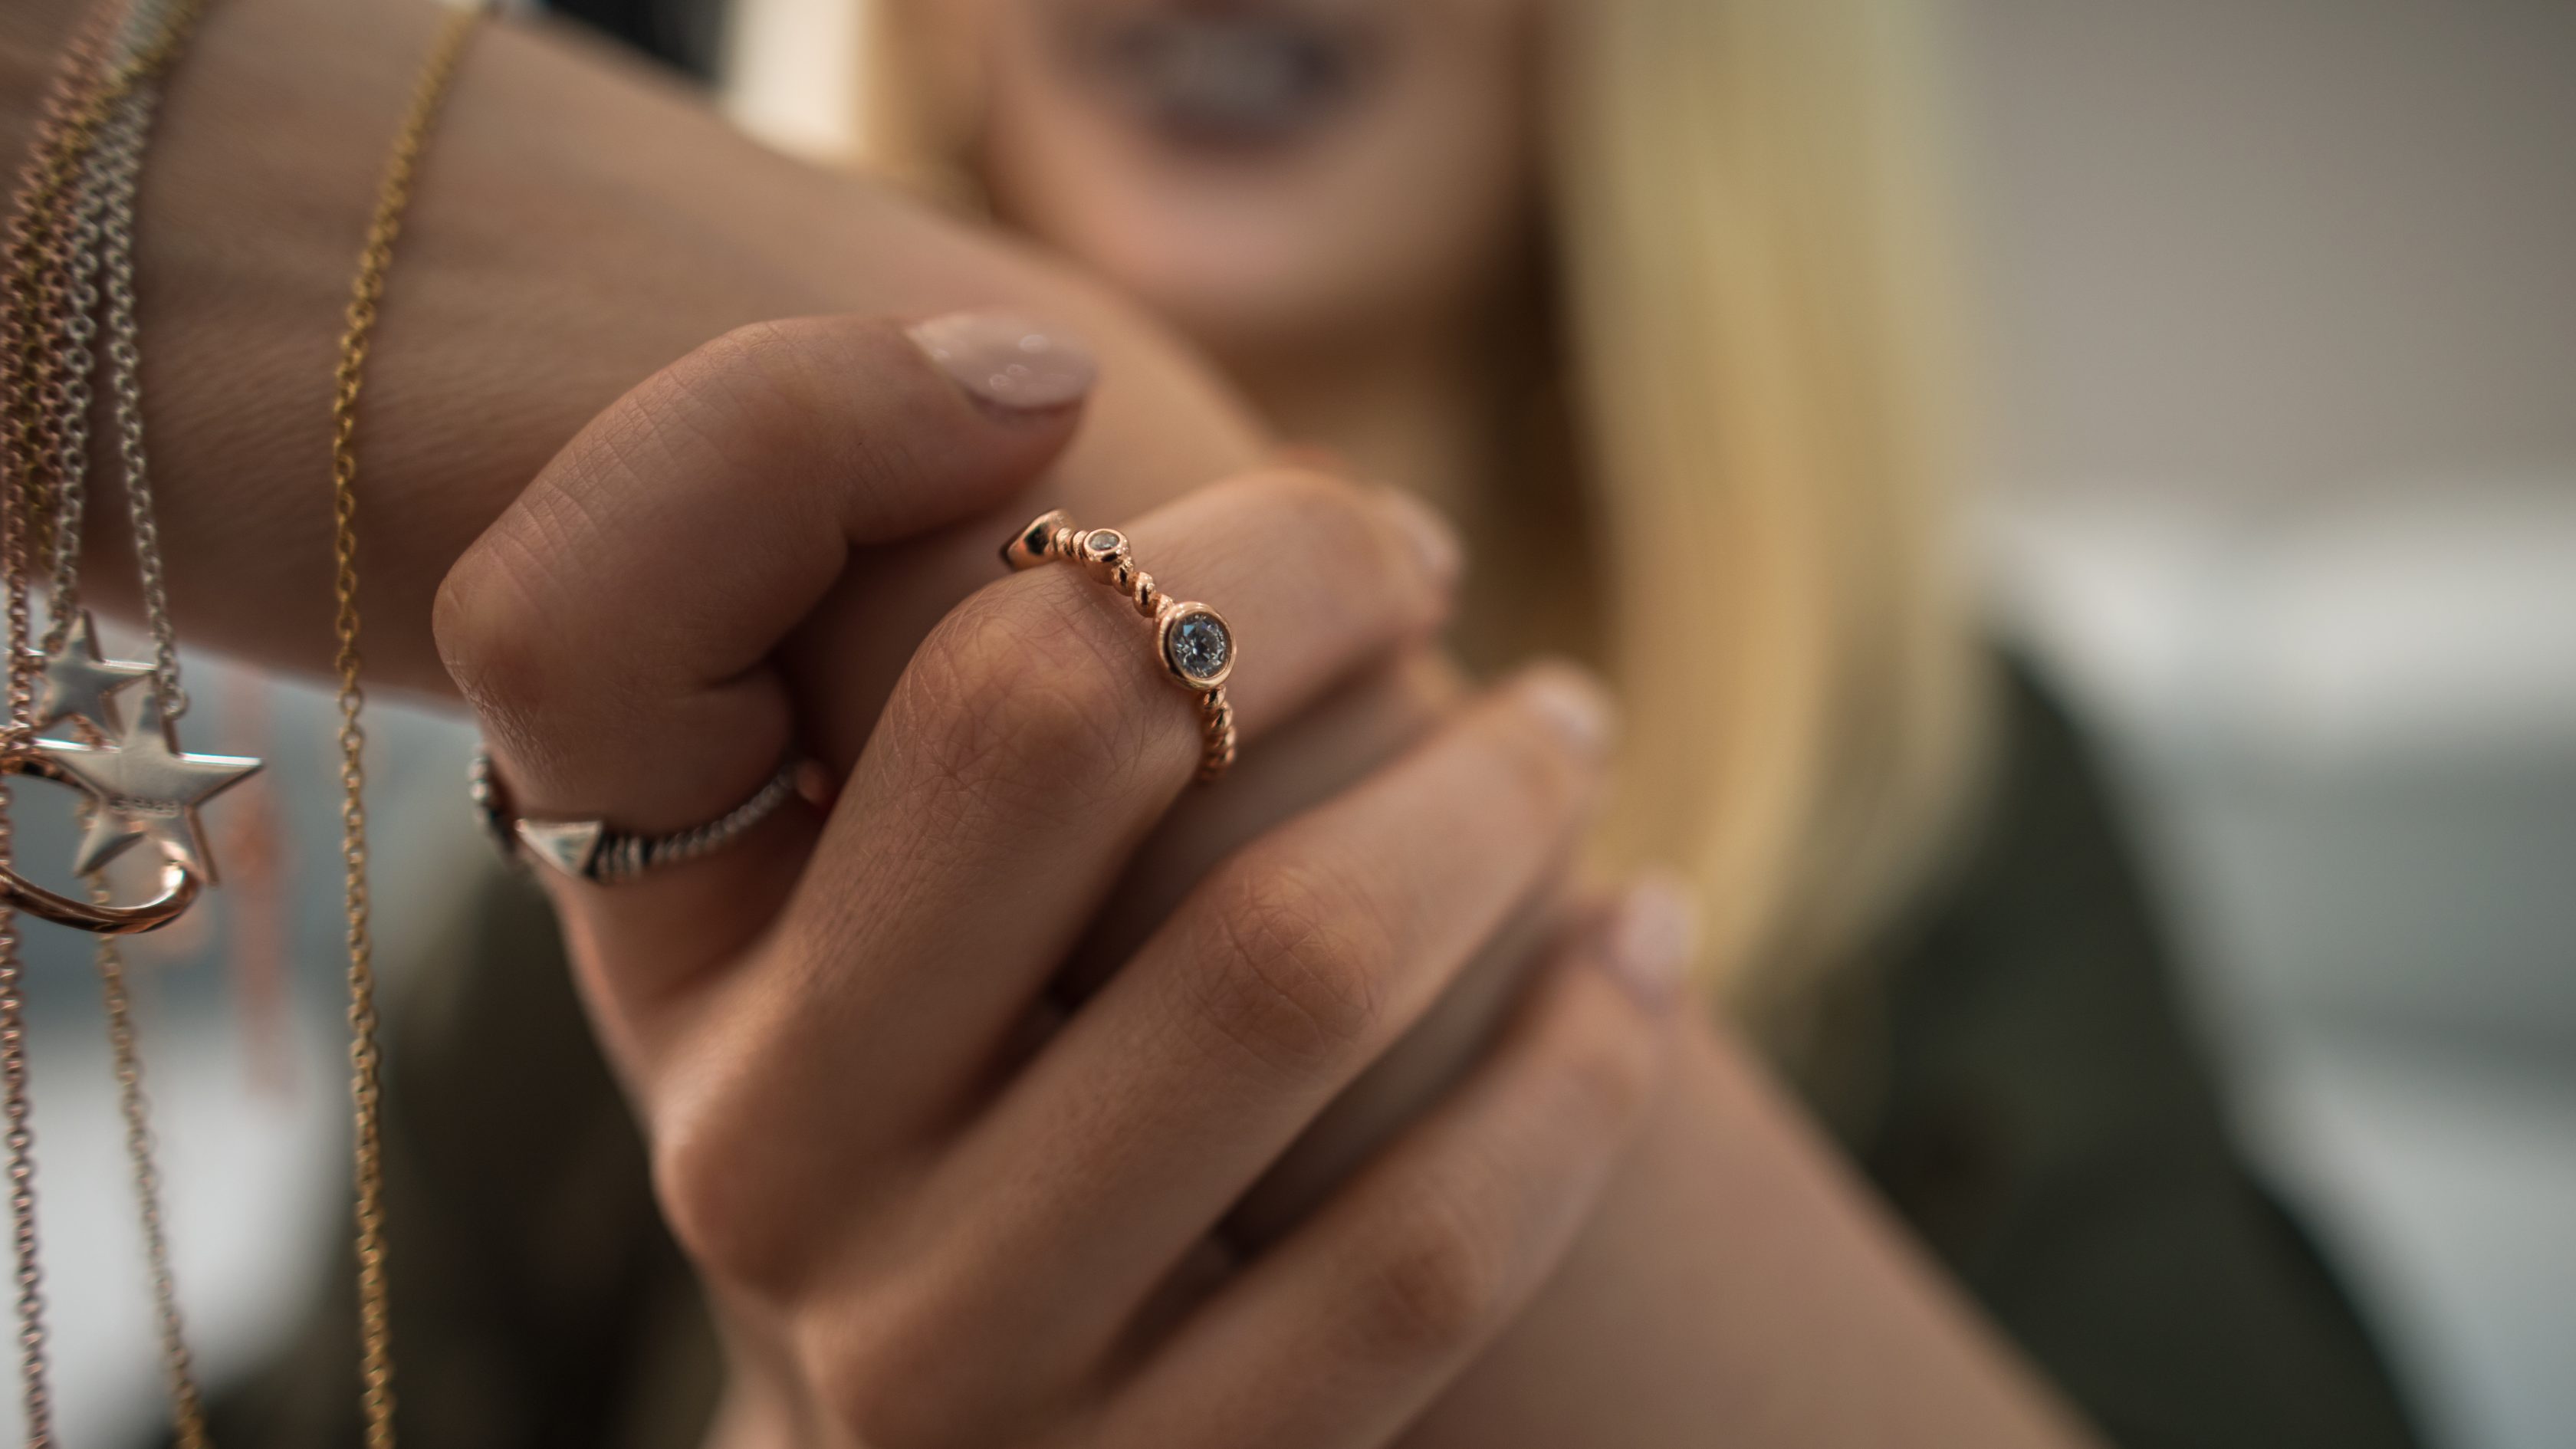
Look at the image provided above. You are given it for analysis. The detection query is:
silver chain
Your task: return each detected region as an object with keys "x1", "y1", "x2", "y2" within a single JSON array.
[
  {"x1": 94, "y1": 85, "x2": 182, "y2": 715},
  {"x1": 38, "y1": 112, "x2": 110, "y2": 656},
  {"x1": 38, "y1": 3, "x2": 186, "y2": 715}
]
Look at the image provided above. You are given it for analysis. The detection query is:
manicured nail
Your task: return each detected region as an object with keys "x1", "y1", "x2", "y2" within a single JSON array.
[
  {"x1": 907, "y1": 310, "x2": 1098, "y2": 411},
  {"x1": 1379, "y1": 488, "x2": 1463, "y2": 588},
  {"x1": 1521, "y1": 665, "x2": 1615, "y2": 758},
  {"x1": 1604, "y1": 875, "x2": 1697, "y2": 1012}
]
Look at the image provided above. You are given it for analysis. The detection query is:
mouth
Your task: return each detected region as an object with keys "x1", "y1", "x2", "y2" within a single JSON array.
[{"x1": 1062, "y1": 1, "x2": 1385, "y2": 151}]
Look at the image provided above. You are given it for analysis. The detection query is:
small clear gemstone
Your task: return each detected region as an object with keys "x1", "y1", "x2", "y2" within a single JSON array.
[
  {"x1": 1086, "y1": 529, "x2": 1125, "y2": 556},
  {"x1": 1166, "y1": 612, "x2": 1231, "y2": 681}
]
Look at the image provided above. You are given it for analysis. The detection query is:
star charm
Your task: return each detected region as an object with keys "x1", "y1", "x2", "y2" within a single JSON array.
[
  {"x1": 33, "y1": 610, "x2": 153, "y2": 740},
  {"x1": 36, "y1": 692, "x2": 261, "y2": 881}
]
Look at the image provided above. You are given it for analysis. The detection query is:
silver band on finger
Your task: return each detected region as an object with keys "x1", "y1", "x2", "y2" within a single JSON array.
[{"x1": 469, "y1": 748, "x2": 802, "y2": 884}]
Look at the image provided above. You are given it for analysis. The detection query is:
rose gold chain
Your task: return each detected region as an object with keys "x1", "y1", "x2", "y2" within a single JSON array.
[
  {"x1": 0, "y1": 38, "x2": 86, "y2": 1430},
  {"x1": 4, "y1": 8, "x2": 116, "y2": 684},
  {"x1": 0, "y1": 4, "x2": 210, "y2": 1443},
  {"x1": 2, "y1": 12, "x2": 122, "y2": 1442},
  {"x1": 330, "y1": 11, "x2": 483, "y2": 1446},
  {"x1": 5, "y1": 0, "x2": 198, "y2": 596},
  {"x1": 0, "y1": 8, "x2": 481, "y2": 1444}
]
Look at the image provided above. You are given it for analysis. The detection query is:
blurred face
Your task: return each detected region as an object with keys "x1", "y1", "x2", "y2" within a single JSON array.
[{"x1": 936, "y1": 0, "x2": 1543, "y2": 360}]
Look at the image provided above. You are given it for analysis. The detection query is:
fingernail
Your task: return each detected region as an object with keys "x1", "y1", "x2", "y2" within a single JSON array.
[
  {"x1": 1521, "y1": 665, "x2": 1615, "y2": 759},
  {"x1": 1380, "y1": 488, "x2": 1464, "y2": 589},
  {"x1": 1603, "y1": 875, "x2": 1698, "y2": 1012},
  {"x1": 907, "y1": 310, "x2": 1099, "y2": 411}
]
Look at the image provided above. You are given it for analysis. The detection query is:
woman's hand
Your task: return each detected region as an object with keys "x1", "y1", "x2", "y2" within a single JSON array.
[{"x1": 438, "y1": 316, "x2": 1687, "y2": 1445}]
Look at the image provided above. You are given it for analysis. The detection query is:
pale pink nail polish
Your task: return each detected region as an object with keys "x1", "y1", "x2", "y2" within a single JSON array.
[
  {"x1": 1522, "y1": 666, "x2": 1616, "y2": 759},
  {"x1": 907, "y1": 310, "x2": 1099, "y2": 411},
  {"x1": 1604, "y1": 876, "x2": 1699, "y2": 1012},
  {"x1": 1380, "y1": 488, "x2": 1464, "y2": 588}
]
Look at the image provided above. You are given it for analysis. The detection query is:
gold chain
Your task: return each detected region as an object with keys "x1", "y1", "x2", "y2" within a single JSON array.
[
  {"x1": 330, "y1": 10, "x2": 482, "y2": 1446},
  {"x1": 0, "y1": 5, "x2": 481, "y2": 1441},
  {"x1": 0, "y1": 5, "x2": 207, "y2": 1443},
  {"x1": 5, "y1": 0, "x2": 202, "y2": 588}
]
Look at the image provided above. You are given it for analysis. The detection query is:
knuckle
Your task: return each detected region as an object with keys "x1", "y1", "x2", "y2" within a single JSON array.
[
  {"x1": 806, "y1": 1325, "x2": 929, "y2": 1448},
  {"x1": 801, "y1": 1279, "x2": 988, "y2": 1449},
  {"x1": 430, "y1": 543, "x2": 527, "y2": 708},
  {"x1": 1188, "y1": 859, "x2": 1388, "y2": 1076},
  {"x1": 1362, "y1": 1195, "x2": 1509, "y2": 1355},
  {"x1": 435, "y1": 319, "x2": 872, "y2": 727},
  {"x1": 647, "y1": 1091, "x2": 800, "y2": 1296},
  {"x1": 893, "y1": 577, "x2": 1155, "y2": 810},
  {"x1": 433, "y1": 526, "x2": 578, "y2": 752}
]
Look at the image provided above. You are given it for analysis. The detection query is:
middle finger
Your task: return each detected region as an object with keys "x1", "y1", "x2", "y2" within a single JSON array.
[{"x1": 642, "y1": 468, "x2": 1457, "y2": 1276}]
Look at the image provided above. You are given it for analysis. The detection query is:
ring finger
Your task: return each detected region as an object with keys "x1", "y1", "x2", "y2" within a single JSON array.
[
  {"x1": 637, "y1": 467, "x2": 1461, "y2": 1286},
  {"x1": 807, "y1": 665, "x2": 1614, "y2": 1403}
]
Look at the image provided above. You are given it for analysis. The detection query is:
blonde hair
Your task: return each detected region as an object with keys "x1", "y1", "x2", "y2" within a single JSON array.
[
  {"x1": 1545, "y1": 0, "x2": 1984, "y2": 1005},
  {"x1": 846, "y1": 0, "x2": 1985, "y2": 1004}
]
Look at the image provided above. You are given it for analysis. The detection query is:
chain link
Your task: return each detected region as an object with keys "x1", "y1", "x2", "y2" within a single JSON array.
[
  {"x1": 330, "y1": 11, "x2": 486, "y2": 1446},
  {"x1": 39, "y1": 118, "x2": 107, "y2": 655},
  {"x1": 79, "y1": 8, "x2": 212, "y2": 1445},
  {"x1": 91, "y1": 876, "x2": 207, "y2": 1449},
  {"x1": 0, "y1": 3, "x2": 208, "y2": 1444},
  {"x1": 94, "y1": 80, "x2": 187, "y2": 714},
  {"x1": 0, "y1": 12, "x2": 115, "y2": 1438},
  {"x1": 34, "y1": 1, "x2": 188, "y2": 704},
  {"x1": 0, "y1": 909, "x2": 43, "y2": 1449},
  {"x1": 5, "y1": 0, "x2": 200, "y2": 678},
  {"x1": 0, "y1": 8, "x2": 482, "y2": 1447},
  {"x1": 5, "y1": 7, "x2": 117, "y2": 752}
]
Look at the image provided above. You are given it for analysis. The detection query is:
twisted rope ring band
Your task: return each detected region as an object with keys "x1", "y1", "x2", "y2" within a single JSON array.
[
  {"x1": 1004, "y1": 510, "x2": 1237, "y2": 783},
  {"x1": 470, "y1": 750, "x2": 801, "y2": 884}
]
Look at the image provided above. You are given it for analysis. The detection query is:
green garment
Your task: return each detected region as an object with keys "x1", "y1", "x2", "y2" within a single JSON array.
[{"x1": 193, "y1": 663, "x2": 2421, "y2": 1448}]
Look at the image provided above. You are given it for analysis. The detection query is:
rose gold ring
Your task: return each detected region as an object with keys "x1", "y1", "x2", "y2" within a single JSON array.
[{"x1": 1004, "y1": 510, "x2": 1237, "y2": 783}]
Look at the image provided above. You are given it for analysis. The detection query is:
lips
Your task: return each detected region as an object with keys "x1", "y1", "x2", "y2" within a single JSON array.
[{"x1": 1063, "y1": 1, "x2": 1383, "y2": 150}]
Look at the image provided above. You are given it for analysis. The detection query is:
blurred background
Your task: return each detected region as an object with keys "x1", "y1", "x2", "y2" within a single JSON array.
[{"x1": 11, "y1": 0, "x2": 2572, "y2": 1445}]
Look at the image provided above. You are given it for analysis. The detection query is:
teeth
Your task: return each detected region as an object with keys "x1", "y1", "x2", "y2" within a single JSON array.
[{"x1": 1092, "y1": 13, "x2": 1365, "y2": 144}]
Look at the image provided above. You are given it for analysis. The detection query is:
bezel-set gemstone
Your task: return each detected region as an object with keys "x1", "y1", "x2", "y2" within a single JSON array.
[
  {"x1": 1084, "y1": 528, "x2": 1126, "y2": 558},
  {"x1": 1162, "y1": 607, "x2": 1233, "y2": 687}
]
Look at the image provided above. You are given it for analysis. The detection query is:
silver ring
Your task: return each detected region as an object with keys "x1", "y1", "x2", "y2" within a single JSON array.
[{"x1": 469, "y1": 748, "x2": 801, "y2": 884}]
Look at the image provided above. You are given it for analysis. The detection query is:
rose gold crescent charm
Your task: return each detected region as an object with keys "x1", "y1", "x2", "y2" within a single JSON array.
[
  {"x1": 0, "y1": 857, "x2": 200, "y2": 936},
  {"x1": 0, "y1": 748, "x2": 205, "y2": 936}
]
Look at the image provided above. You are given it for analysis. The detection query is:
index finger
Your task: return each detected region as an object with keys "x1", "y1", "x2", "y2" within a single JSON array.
[{"x1": 435, "y1": 310, "x2": 1093, "y2": 981}]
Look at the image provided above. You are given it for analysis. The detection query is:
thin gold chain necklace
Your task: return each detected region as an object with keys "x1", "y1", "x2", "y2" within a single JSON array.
[
  {"x1": 0, "y1": 2, "x2": 482, "y2": 1444},
  {"x1": 328, "y1": 9, "x2": 485, "y2": 1445}
]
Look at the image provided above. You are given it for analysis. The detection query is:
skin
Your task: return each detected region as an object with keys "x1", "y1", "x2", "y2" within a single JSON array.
[
  {"x1": 441, "y1": 317, "x2": 1684, "y2": 1444},
  {"x1": 958, "y1": 0, "x2": 1543, "y2": 521},
  {"x1": 443, "y1": 318, "x2": 2088, "y2": 1449},
  {"x1": 0, "y1": 0, "x2": 2100, "y2": 1442},
  {"x1": 1, "y1": 0, "x2": 1257, "y2": 692}
]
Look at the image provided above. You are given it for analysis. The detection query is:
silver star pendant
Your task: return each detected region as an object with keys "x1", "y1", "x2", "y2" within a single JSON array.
[
  {"x1": 36, "y1": 692, "x2": 261, "y2": 882},
  {"x1": 34, "y1": 610, "x2": 153, "y2": 740}
]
